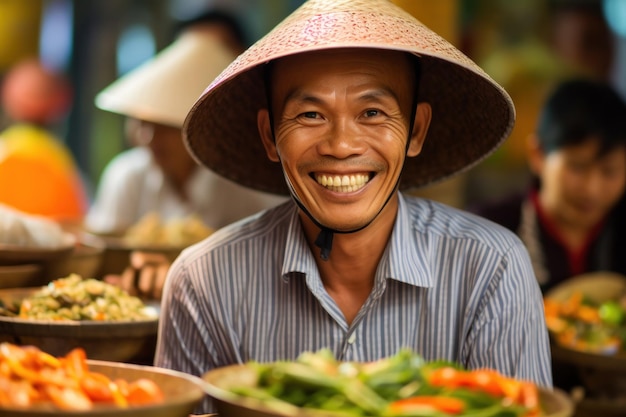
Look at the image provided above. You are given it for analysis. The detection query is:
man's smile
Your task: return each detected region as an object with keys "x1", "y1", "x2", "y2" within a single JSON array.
[{"x1": 314, "y1": 173, "x2": 371, "y2": 193}]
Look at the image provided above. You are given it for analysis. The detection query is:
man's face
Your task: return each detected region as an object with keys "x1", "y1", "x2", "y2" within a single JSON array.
[
  {"x1": 259, "y1": 48, "x2": 427, "y2": 232},
  {"x1": 539, "y1": 138, "x2": 626, "y2": 229}
]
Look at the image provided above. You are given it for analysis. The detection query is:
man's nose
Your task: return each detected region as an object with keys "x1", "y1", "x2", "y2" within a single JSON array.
[{"x1": 316, "y1": 119, "x2": 367, "y2": 158}]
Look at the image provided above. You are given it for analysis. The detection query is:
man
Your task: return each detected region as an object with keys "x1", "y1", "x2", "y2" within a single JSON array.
[{"x1": 155, "y1": 0, "x2": 552, "y2": 412}]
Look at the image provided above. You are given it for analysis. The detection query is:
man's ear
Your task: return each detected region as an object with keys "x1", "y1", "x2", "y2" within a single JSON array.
[
  {"x1": 526, "y1": 133, "x2": 545, "y2": 176},
  {"x1": 257, "y1": 109, "x2": 280, "y2": 162},
  {"x1": 407, "y1": 102, "x2": 432, "y2": 157}
]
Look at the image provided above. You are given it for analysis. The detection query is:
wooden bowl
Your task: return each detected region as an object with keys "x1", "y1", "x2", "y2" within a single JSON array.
[
  {"x1": 0, "y1": 264, "x2": 43, "y2": 289},
  {"x1": 0, "y1": 287, "x2": 159, "y2": 363},
  {"x1": 0, "y1": 360, "x2": 206, "y2": 417},
  {"x1": 45, "y1": 233, "x2": 105, "y2": 279},
  {"x1": 0, "y1": 232, "x2": 76, "y2": 266},
  {"x1": 202, "y1": 364, "x2": 574, "y2": 417},
  {"x1": 86, "y1": 233, "x2": 182, "y2": 277},
  {"x1": 545, "y1": 272, "x2": 626, "y2": 414}
]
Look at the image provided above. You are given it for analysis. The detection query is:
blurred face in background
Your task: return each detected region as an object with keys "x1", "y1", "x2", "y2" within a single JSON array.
[
  {"x1": 550, "y1": 7, "x2": 615, "y2": 80},
  {"x1": 534, "y1": 137, "x2": 626, "y2": 230},
  {"x1": 128, "y1": 119, "x2": 196, "y2": 185}
]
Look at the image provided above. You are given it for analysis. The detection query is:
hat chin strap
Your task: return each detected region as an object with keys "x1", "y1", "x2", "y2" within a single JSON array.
[{"x1": 283, "y1": 173, "x2": 398, "y2": 261}]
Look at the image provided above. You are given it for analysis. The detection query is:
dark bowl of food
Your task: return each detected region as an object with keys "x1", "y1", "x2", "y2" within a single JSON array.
[{"x1": 0, "y1": 275, "x2": 159, "y2": 363}]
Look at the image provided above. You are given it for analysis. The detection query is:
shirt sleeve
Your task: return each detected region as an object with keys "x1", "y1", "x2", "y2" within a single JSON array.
[{"x1": 463, "y1": 237, "x2": 553, "y2": 388}]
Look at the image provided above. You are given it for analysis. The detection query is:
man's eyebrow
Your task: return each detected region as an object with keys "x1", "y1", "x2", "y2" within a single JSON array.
[
  {"x1": 358, "y1": 87, "x2": 399, "y2": 102},
  {"x1": 283, "y1": 88, "x2": 324, "y2": 105}
]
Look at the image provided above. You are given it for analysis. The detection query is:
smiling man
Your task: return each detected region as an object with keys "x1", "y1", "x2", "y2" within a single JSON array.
[{"x1": 154, "y1": 0, "x2": 553, "y2": 413}]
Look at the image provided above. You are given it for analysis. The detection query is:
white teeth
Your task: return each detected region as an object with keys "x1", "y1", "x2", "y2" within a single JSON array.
[{"x1": 315, "y1": 173, "x2": 370, "y2": 192}]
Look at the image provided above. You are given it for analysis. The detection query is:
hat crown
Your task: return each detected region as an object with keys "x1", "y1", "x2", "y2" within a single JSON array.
[{"x1": 206, "y1": 0, "x2": 481, "y2": 97}]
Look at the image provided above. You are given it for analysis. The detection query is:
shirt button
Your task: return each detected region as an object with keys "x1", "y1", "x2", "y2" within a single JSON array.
[{"x1": 348, "y1": 333, "x2": 356, "y2": 344}]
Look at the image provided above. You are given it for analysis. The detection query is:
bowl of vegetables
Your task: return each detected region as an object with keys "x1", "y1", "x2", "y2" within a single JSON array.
[
  {"x1": 0, "y1": 343, "x2": 205, "y2": 416},
  {"x1": 0, "y1": 274, "x2": 159, "y2": 363},
  {"x1": 544, "y1": 272, "x2": 626, "y2": 415},
  {"x1": 202, "y1": 349, "x2": 573, "y2": 417}
]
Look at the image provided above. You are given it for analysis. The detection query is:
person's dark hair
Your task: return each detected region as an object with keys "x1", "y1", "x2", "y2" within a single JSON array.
[
  {"x1": 536, "y1": 78, "x2": 626, "y2": 157},
  {"x1": 173, "y1": 9, "x2": 249, "y2": 48}
]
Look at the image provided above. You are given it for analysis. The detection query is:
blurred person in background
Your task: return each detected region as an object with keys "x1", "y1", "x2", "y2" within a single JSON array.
[
  {"x1": 548, "y1": 0, "x2": 615, "y2": 82},
  {"x1": 462, "y1": 0, "x2": 617, "y2": 209},
  {"x1": 85, "y1": 11, "x2": 286, "y2": 236},
  {"x1": 0, "y1": 58, "x2": 89, "y2": 224},
  {"x1": 85, "y1": 11, "x2": 287, "y2": 297},
  {"x1": 471, "y1": 78, "x2": 626, "y2": 295}
]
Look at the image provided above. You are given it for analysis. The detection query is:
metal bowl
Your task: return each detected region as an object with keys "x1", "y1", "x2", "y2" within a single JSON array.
[
  {"x1": 202, "y1": 364, "x2": 575, "y2": 417},
  {"x1": 0, "y1": 360, "x2": 206, "y2": 417},
  {"x1": 0, "y1": 287, "x2": 159, "y2": 363}
]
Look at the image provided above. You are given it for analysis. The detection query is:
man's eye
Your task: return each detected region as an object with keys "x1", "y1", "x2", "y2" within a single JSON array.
[
  {"x1": 301, "y1": 111, "x2": 319, "y2": 119},
  {"x1": 364, "y1": 109, "x2": 380, "y2": 118}
]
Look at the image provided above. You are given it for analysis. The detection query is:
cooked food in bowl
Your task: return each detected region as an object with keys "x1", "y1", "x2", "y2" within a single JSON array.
[
  {"x1": 0, "y1": 342, "x2": 164, "y2": 410},
  {"x1": 544, "y1": 291, "x2": 626, "y2": 354},
  {"x1": 0, "y1": 279, "x2": 159, "y2": 363},
  {"x1": 0, "y1": 273, "x2": 154, "y2": 321},
  {"x1": 544, "y1": 272, "x2": 626, "y2": 355},
  {"x1": 203, "y1": 349, "x2": 573, "y2": 417},
  {"x1": 123, "y1": 212, "x2": 214, "y2": 248},
  {"x1": 0, "y1": 343, "x2": 206, "y2": 416}
]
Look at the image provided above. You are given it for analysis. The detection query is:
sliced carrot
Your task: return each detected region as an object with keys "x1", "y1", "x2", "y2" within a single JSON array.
[
  {"x1": 44, "y1": 385, "x2": 93, "y2": 411},
  {"x1": 389, "y1": 396, "x2": 466, "y2": 414},
  {"x1": 125, "y1": 378, "x2": 165, "y2": 406}
]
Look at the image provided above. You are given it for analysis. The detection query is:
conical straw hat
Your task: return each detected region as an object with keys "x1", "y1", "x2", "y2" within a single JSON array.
[
  {"x1": 184, "y1": 0, "x2": 515, "y2": 195},
  {"x1": 96, "y1": 27, "x2": 236, "y2": 128}
]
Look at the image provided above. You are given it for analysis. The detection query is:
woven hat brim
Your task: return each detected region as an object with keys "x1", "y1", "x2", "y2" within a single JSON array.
[
  {"x1": 184, "y1": 0, "x2": 515, "y2": 195},
  {"x1": 96, "y1": 29, "x2": 236, "y2": 128}
]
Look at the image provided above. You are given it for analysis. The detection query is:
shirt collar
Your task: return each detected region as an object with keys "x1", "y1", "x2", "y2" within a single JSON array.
[{"x1": 280, "y1": 194, "x2": 433, "y2": 289}]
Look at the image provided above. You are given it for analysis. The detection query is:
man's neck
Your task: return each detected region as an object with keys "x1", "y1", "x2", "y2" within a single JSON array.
[{"x1": 298, "y1": 198, "x2": 399, "y2": 324}]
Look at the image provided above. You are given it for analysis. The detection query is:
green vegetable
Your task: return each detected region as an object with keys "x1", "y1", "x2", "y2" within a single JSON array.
[
  {"x1": 599, "y1": 300, "x2": 624, "y2": 326},
  {"x1": 231, "y1": 350, "x2": 535, "y2": 417}
]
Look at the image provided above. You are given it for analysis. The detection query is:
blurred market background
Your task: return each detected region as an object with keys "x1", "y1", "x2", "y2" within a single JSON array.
[{"x1": 1, "y1": 0, "x2": 625, "y2": 209}]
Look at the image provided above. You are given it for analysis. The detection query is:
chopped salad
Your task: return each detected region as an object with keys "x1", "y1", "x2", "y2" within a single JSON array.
[
  {"x1": 226, "y1": 349, "x2": 544, "y2": 416},
  {"x1": 15, "y1": 274, "x2": 154, "y2": 321}
]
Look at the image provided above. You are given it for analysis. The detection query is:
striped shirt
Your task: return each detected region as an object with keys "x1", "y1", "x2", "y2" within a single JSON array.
[{"x1": 154, "y1": 193, "x2": 553, "y2": 413}]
